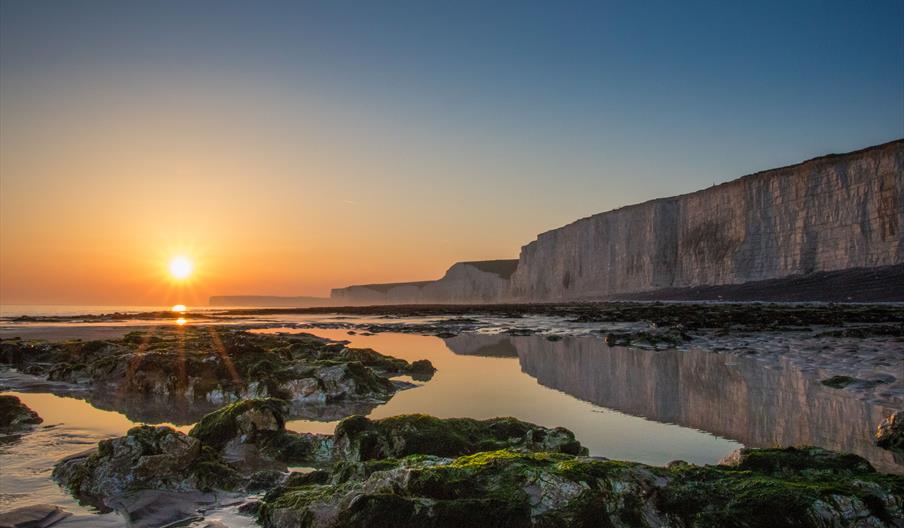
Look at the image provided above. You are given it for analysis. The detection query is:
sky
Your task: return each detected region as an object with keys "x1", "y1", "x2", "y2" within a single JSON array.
[{"x1": 1, "y1": 0, "x2": 902, "y2": 305}]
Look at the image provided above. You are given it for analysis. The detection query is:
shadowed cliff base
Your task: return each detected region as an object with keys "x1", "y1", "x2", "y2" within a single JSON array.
[{"x1": 612, "y1": 264, "x2": 904, "y2": 302}]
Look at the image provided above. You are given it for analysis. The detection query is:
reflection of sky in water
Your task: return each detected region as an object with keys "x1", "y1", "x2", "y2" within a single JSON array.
[
  {"x1": 0, "y1": 392, "x2": 252, "y2": 526},
  {"x1": 283, "y1": 329, "x2": 742, "y2": 466},
  {"x1": 0, "y1": 392, "x2": 188, "y2": 525}
]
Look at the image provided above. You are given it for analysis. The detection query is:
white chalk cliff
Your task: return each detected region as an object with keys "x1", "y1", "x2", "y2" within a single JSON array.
[
  {"x1": 330, "y1": 260, "x2": 517, "y2": 304},
  {"x1": 332, "y1": 140, "x2": 904, "y2": 304}
]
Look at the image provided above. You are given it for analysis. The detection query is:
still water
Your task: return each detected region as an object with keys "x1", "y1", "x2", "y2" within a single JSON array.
[{"x1": 275, "y1": 329, "x2": 742, "y2": 465}]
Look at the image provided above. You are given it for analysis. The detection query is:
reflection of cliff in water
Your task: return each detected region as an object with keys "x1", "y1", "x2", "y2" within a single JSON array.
[
  {"x1": 445, "y1": 334, "x2": 903, "y2": 474},
  {"x1": 443, "y1": 334, "x2": 519, "y2": 357}
]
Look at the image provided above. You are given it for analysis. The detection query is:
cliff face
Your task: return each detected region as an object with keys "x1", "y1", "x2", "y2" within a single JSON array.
[
  {"x1": 329, "y1": 140, "x2": 903, "y2": 304},
  {"x1": 330, "y1": 260, "x2": 517, "y2": 304},
  {"x1": 509, "y1": 140, "x2": 904, "y2": 301}
]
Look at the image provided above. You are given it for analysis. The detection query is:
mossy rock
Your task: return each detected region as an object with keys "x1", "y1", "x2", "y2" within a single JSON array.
[
  {"x1": 54, "y1": 399, "x2": 335, "y2": 511},
  {"x1": 260, "y1": 446, "x2": 904, "y2": 528},
  {"x1": 3, "y1": 327, "x2": 433, "y2": 420},
  {"x1": 52, "y1": 424, "x2": 209, "y2": 510},
  {"x1": 332, "y1": 414, "x2": 586, "y2": 462},
  {"x1": 188, "y1": 398, "x2": 333, "y2": 467},
  {"x1": 189, "y1": 398, "x2": 288, "y2": 449}
]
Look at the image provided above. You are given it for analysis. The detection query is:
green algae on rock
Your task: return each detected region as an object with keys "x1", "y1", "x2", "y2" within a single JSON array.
[
  {"x1": 52, "y1": 398, "x2": 332, "y2": 512},
  {"x1": 52, "y1": 425, "x2": 211, "y2": 511},
  {"x1": 189, "y1": 398, "x2": 333, "y2": 468},
  {"x1": 260, "y1": 446, "x2": 904, "y2": 528},
  {"x1": 0, "y1": 394, "x2": 42, "y2": 432},
  {"x1": 332, "y1": 414, "x2": 587, "y2": 462},
  {"x1": 0, "y1": 328, "x2": 434, "y2": 419}
]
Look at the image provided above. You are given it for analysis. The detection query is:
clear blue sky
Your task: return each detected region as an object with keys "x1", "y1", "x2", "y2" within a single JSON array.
[{"x1": 2, "y1": 1, "x2": 902, "y2": 302}]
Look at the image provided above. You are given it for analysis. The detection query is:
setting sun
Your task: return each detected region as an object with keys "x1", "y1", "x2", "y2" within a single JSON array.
[
  {"x1": 168, "y1": 256, "x2": 193, "y2": 280},
  {"x1": 171, "y1": 304, "x2": 187, "y2": 313}
]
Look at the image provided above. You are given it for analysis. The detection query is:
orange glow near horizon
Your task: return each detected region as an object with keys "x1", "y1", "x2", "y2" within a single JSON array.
[
  {"x1": 0, "y1": 84, "x2": 529, "y2": 306},
  {"x1": 171, "y1": 304, "x2": 187, "y2": 313}
]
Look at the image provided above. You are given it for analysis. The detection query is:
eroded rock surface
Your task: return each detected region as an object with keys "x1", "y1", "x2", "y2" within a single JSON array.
[
  {"x1": 52, "y1": 399, "x2": 331, "y2": 511},
  {"x1": 333, "y1": 414, "x2": 587, "y2": 462},
  {"x1": 51, "y1": 403, "x2": 904, "y2": 528},
  {"x1": 260, "y1": 445, "x2": 904, "y2": 528},
  {"x1": 0, "y1": 328, "x2": 433, "y2": 422}
]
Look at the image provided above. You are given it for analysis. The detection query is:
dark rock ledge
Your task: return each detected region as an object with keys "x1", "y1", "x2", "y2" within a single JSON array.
[
  {"x1": 0, "y1": 394, "x2": 42, "y2": 432},
  {"x1": 52, "y1": 400, "x2": 904, "y2": 528}
]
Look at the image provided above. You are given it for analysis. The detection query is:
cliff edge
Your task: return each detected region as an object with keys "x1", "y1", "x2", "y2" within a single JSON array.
[
  {"x1": 509, "y1": 139, "x2": 903, "y2": 301},
  {"x1": 331, "y1": 140, "x2": 903, "y2": 304}
]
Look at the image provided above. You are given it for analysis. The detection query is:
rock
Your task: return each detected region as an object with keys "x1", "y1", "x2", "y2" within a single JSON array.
[
  {"x1": 0, "y1": 395, "x2": 42, "y2": 431},
  {"x1": 331, "y1": 414, "x2": 587, "y2": 462},
  {"x1": 717, "y1": 446, "x2": 875, "y2": 474},
  {"x1": 326, "y1": 347, "x2": 434, "y2": 379},
  {"x1": 821, "y1": 375, "x2": 858, "y2": 389},
  {"x1": 260, "y1": 445, "x2": 904, "y2": 528},
  {"x1": 876, "y1": 411, "x2": 904, "y2": 452},
  {"x1": 0, "y1": 504, "x2": 71, "y2": 528},
  {"x1": 408, "y1": 359, "x2": 437, "y2": 376},
  {"x1": 52, "y1": 425, "x2": 210, "y2": 509},
  {"x1": 0, "y1": 328, "x2": 433, "y2": 421},
  {"x1": 820, "y1": 375, "x2": 886, "y2": 390},
  {"x1": 604, "y1": 327, "x2": 691, "y2": 349},
  {"x1": 53, "y1": 399, "x2": 332, "y2": 511},
  {"x1": 188, "y1": 398, "x2": 332, "y2": 469}
]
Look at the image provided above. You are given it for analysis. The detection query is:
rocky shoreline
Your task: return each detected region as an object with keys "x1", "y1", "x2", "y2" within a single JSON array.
[
  {"x1": 45, "y1": 400, "x2": 904, "y2": 528},
  {"x1": 1, "y1": 304, "x2": 902, "y2": 526}
]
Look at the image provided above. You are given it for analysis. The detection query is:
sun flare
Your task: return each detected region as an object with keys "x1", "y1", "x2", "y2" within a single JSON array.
[
  {"x1": 171, "y1": 304, "x2": 187, "y2": 313},
  {"x1": 168, "y1": 256, "x2": 193, "y2": 280}
]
